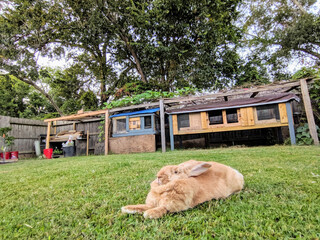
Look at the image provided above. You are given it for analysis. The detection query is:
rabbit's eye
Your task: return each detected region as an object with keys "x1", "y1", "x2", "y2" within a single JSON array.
[{"x1": 174, "y1": 170, "x2": 178, "y2": 174}]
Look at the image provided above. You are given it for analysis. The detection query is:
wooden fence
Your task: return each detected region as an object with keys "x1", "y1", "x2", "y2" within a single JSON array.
[
  {"x1": 0, "y1": 116, "x2": 47, "y2": 158},
  {"x1": 0, "y1": 115, "x2": 104, "y2": 158}
]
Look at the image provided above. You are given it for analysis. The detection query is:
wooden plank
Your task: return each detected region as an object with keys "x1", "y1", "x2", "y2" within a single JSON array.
[
  {"x1": 73, "y1": 122, "x2": 76, "y2": 131},
  {"x1": 247, "y1": 107, "x2": 255, "y2": 126},
  {"x1": 129, "y1": 117, "x2": 141, "y2": 130},
  {"x1": 44, "y1": 109, "x2": 108, "y2": 122},
  {"x1": 240, "y1": 108, "x2": 248, "y2": 126},
  {"x1": 46, "y1": 122, "x2": 51, "y2": 149},
  {"x1": 186, "y1": 113, "x2": 202, "y2": 130},
  {"x1": 300, "y1": 79, "x2": 319, "y2": 145},
  {"x1": 9, "y1": 117, "x2": 47, "y2": 126},
  {"x1": 201, "y1": 112, "x2": 208, "y2": 129},
  {"x1": 174, "y1": 122, "x2": 289, "y2": 135},
  {"x1": 105, "y1": 110, "x2": 109, "y2": 155},
  {"x1": 222, "y1": 110, "x2": 227, "y2": 125},
  {"x1": 278, "y1": 103, "x2": 288, "y2": 124},
  {"x1": 109, "y1": 102, "x2": 160, "y2": 113},
  {"x1": 159, "y1": 99, "x2": 166, "y2": 153},
  {"x1": 286, "y1": 102, "x2": 296, "y2": 145},
  {"x1": 169, "y1": 115, "x2": 174, "y2": 151},
  {"x1": 172, "y1": 114, "x2": 178, "y2": 134},
  {"x1": 86, "y1": 130, "x2": 89, "y2": 156}
]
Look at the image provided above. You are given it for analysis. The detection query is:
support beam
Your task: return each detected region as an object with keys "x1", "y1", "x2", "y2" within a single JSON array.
[
  {"x1": 46, "y1": 121, "x2": 51, "y2": 149},
  {"x1": 105, "y1": 110, "x2": 109, "y2": 155},
  {"x1": 159, "y1": 99, "x2": 166, "y2": 153},
  {"x1": 300, "y1": 79, "x2": 319, "y2": 145},
  {"x1": 286, "y1": 102, "x2": 296, "y2": 145},
  {"x1": 169, "y1": 115, "x2": 174, "y2": 151},
  {"x1": 86, "y1": 130, "x2": 90, "y2": 156},
  {"x1": 53, "y1": 121, "x2": 57, "y2": 135}
]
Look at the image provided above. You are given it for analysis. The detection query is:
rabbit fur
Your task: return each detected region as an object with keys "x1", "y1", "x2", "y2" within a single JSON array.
[{"x1": 121, "y1": 160, "x2": 244, "y2": 219}]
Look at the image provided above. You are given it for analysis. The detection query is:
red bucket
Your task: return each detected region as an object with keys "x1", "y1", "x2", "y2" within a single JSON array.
[
  {"x1": 11, "y1": 151, "x2": 19, "y2": 159},
  {"x1": 5, "y1": 152, "x2": 11, "y2": 160},
  {"x1": 0, "y1": 153, "x2": 3, "y2": 159},
  {"x1": 43, "y1": 148, "x2": 53, "y2": 159}
]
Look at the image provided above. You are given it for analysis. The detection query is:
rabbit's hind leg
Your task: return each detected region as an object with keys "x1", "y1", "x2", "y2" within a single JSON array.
[{"x1": 143, "y1": 206, "x2": 167, "y2": 219}]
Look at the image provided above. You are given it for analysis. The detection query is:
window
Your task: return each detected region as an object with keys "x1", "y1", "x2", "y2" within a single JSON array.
[
  {"x1": 177, "y1": 114, "x2": 190, "y2": 129},
  {"x1": 256, "y1": 104, "x2": 280, "y2": 121},
  {"x1": 226, "y1": 109, "x2": 238, "y2": 123},
  {"x1": 115, "y1": 118, "x2": 126, "y2": 133},
  {"x1": 208, "y1": 110, "x2": 223, "y2": 125},
  {"x1": 144, "y1": 116, "x2": 152, "y2": 129}
]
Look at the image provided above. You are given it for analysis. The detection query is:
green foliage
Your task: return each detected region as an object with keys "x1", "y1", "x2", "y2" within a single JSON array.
[
  {"x1": 292, "y1": 67, "x2": 320, "y2": 80},
  {"x1": 241, "y1": 0, "x2": 320, "y2": 77},
  {"x1": 292, "y1": 67, "x2": 320, "y2": 124},
  {"x1": 114, "y1": 81, "x2": 156, "y2": 99},
  {"x1": 296, "y1": 123, "x2": 320, "y2": 145},
  {"x1": 0, "y1": 127, "x2": 15, "y2": 152},
  {"x1": 0, "y1": 75, "x2": 54, "y2": 119},
  {"x1": 0, "y1": 147, "x2": 319, "y2": 238},
  {"x1": 40, "y1": 67, "x2": 99, "y2": 115},
  {"x1": 105, "y1": 87, "x2": 198, "y2": 109},
  {"x1": 1, "y1": 0, "x2": 244, "y2": 102}
]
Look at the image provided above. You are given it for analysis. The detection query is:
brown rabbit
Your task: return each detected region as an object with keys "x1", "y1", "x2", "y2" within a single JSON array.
[{"x1": 121, "y1": 160, "x2": 244, "y2": 219}]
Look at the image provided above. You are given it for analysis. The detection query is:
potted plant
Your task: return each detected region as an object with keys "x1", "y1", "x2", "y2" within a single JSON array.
[
  {"x1": 52, "y1": 147, "x2": 63, "y2": 158},
  {"x1": 0, "y1": 127, "x2": 15, "y2": 162}
]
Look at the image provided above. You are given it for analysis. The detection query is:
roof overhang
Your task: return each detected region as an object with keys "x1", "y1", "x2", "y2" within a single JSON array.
[{"x1": 166, "y1": 93, "x2": 299, "y2": 115}]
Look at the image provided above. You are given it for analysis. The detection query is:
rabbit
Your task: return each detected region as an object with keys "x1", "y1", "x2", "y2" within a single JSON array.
[{"x1": 121, "y1": 160, "x2": 244, "y2": 219}]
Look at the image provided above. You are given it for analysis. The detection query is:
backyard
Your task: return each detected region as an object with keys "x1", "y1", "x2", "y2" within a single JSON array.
[{"x1": 0, "y1": 146, "x2": 319, "y2": 239}]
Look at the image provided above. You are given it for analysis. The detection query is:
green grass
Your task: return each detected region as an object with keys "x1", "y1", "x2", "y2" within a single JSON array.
[{"x1": 0, "y1": 146, "x2": 319, "y2": 239}]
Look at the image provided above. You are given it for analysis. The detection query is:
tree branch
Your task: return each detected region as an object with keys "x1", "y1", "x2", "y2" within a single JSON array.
[
  {"x1": 1, "y1": 73, "x2": 64, "y2": 116},
  {"x1": 295, "y1": 47, "x2": 320, "y2": 59},
  {"x1": 291, "y1": 0, "x2": 307, "y2": 14}
]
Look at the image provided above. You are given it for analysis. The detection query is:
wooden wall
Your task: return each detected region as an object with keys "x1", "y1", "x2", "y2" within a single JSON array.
[{"x1": 109, "y1": 134, "x2": 156, "y2": 154}]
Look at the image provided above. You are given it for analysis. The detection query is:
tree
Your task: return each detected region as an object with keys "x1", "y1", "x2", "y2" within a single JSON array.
[
  {"x1": 241, "y1": 0, "x2": 320, "y2": 78},
  {"x1": 0, "y1": 0, "x2": 244, "y2": 105},
  {"x1": 0, "y1": 75, "x2": 54, "y2": 119}
]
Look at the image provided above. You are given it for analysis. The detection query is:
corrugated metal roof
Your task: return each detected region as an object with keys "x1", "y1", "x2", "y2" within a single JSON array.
[
  {"x1": 110, "y1": 108, "x2": 160, "y2": 118},
  {"x1": 166, "y1": 93, "x2": 299, "y2": 114}
]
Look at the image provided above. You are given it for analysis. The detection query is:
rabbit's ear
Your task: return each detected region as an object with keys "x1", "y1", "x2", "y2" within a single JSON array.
[{"x1": 189, "y1": 163, "x2": 212, "y2": 177}]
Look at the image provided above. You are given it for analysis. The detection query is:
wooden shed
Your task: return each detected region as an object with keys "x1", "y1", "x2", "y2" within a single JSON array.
[
  {"x1": 166, "y1": 93, "x2": 299, "y2": 150},
  {"x1": 109, "y1": 108, "x2": 160, "y2": 154}
]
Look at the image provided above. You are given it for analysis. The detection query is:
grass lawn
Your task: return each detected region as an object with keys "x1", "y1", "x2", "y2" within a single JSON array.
[{"x1": 0, "y1": 146, "x2": 319, "y2": 239}]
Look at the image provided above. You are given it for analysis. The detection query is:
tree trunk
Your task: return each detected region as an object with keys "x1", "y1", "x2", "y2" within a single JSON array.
[
  {"x1": 121, "y1": 35, "x2": 147, "y2": 83},
  {"x1": 10, "y1": 75, "x2": 64, "y2": 116}
]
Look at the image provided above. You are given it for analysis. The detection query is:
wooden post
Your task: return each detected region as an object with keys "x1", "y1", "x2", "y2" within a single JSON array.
[
  {"x1": 300, "y1": 79, "x2": 319, "y2": 145},
  {"x1": 86, "y1": 130, "x2": 90, "y2": 156},
  {"x1": 169, "y1": 115, "x2": 174, "y2": 151},
  {"x1": 46, "y1": 121, "x2": 51, "y2": 149},
  {"x1": 159, "y1": 99, "x2": 166, "y2": 153},
  {"x1": 105, "y1": 110, "x2": 109, "y2": 155},
  {"x1": 73, "y1": 122, "x2": 76, "y2": 131},
  {"x1": 286, "y1": 102, "x2": 296, "y2": 145},
  {"x1": 53, "y1": 121, "x2": 57, "y2": 135}
]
